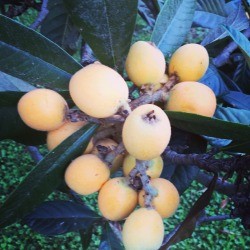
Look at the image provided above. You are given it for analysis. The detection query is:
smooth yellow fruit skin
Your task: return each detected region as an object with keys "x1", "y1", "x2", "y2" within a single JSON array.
[
  {"x1": 168, "y1": 43, "x2": 209, "y2": 82},
  {"x1": 166, "y1": 81, "x2": 217, "y2": 117},
  {"x1": 69, "y1": 64, "x2": 129, "y2": 118},
  {"x1": 139, "y1": 178, "x2": 179, "y2": 218},
  {"x1": 47, "y1": 121, "x2": 93, "y2": 153},
  {"x1": 64, "y1": 154, "x2": 110, "y2": 195},
  {"x1": 98, "y1": 177, "x2": 138, "y2": 221},
  {"x1": 91, "y1": 138, "x2": 124, "y2": 173},
  {"x1": 123, "y1": 154, "x2": 163, "y2": 178},
  {"x1": 122, "y1": 208, "x2": 164, "y2": 250},
  {"x1": 122, "y1": 104, "x2": 171, "y2": 160},
  {"x1": 125, "y1": 41, "x2": 166, "y2": 87},
  {"x1": 17, "y1": 89, "x2": 68, "y2": 131}
]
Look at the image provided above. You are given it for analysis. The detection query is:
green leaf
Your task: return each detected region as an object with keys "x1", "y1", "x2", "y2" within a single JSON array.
[
  {"x1": 40, "y1": 0, "x2": 80, "y2": 54},
  {"x1": 160, "y1": 174, "x2": 218, "y2": 249},
  {"x1": 165, "y1": 110, "x2": 250, "y2": 141},
  {"x1": 0, "y1": 15, "x2": 82, "y2": 90},
  {"x1": 64, "y1": 0, "x2": 138, "y2": 73},
  {"x1": 99, "y1": 222, "x2": 124, "y2": 250},
  {"x1": 161, "y1": 128, "x2": 207, "y2": 194},
  {"x1": 0, "y1": 106, "x2": 46, "y2": 145},
  {"x1": 223, "y1": 25, "x2": 250, "y2": 68},
  {"x1": 196, "y1": 0, "x2": 227, "y2": 16},
  {"x1": 0, "y1": 71, "x2": 36, "y2": 92},
  {"x1": 0, "y1": 123, "x2": 99, "y2": 228},
  {"x1": 151, "y1": 0, "x2": 196, "y2": 58},
  {"x1": 201, "y1": 2, "x2": 249, "y2": 46},
  {"x1": 222, "y1": 140, "x2": 250, "y2": 154},
  {"x1": 214, "y1": 106, "x2": 250, "y2": 125}
]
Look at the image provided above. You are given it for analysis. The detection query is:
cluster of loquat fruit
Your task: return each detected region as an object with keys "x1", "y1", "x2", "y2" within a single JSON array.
[{"x1": 17, "y1": 41, "x2": 217, "y2": 250}]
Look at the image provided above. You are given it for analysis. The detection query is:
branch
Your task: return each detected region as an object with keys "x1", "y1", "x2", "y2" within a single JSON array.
[
  {"x1": 164, "y1": 147, "x2": 250, "y2": 174},
  {"x1": 213, "y1": 28, "x2": 250, "y2": 67},
  {"x1": 197, "y1": 214, "x2": 232, "y2": 226},
  {"x1": 30, "y1": 0, "x2": 49, "y2": 30},
  {"x1": 196, "y1": 171, "x2": 246, "y2": 197}
]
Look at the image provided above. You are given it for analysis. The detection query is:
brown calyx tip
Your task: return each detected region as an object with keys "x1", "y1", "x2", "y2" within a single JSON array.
[{"x1": 142, "y1": 110, "x2": 158, "y2": 123}]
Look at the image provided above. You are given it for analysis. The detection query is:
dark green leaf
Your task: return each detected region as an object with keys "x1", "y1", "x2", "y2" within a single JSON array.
[
  {"x1": 24, "y1": 201, "x2": 101, "y2": 236},
  {"x1": 151, "y1": 0, "x2": 196, "y2": 58},
  {"x1": 80, "y1": 226, "x2": 94, "y2": 250},
  {"x1": 99, "y1": 222, "x2": 124, "y2": 250},
  {"x1": 165, "y1": 110, "x2": 250, "y2": 141},
  {"x1": 223, "y1": 25, "x2": 250, "y2": 68},
  {"x1": 0, "y1": 71, "x2": 35, "y2": 92},
  {"x1": 160, "y1": 174, "x2": 218, "y2": 249},
  {"x1": 193, "y1": 11, "x2": 225, "y2": 29},
  {"x1": 214, "y1": 106, "x2": 250, "y2": 125},
  {"x1": 40, "y1": 0, "x2": 81, "y2": 54},
  {"x1": 199, "y1": 64, "x2": 229, "y2": 97},
  {"x1": 0, "y1": 14, "x2": 81, "y2": 90},
  {"x1": 222, "y1": 91, "x2": 250, "y2": 110},
  {"x1": 221, "y1": 140, "x2": 250, "y2": 154},
  {"x1": 0, "y1": 91, "x2": 26, "y2": 106},
  {"x1": 202, "y1": 2, "x2": 249, "y2": 46},
  {"x1": 0, "y1": 123, "x2": 99, "y2": 228},
  {"x1": 161, "y1": 128, "x2": 207, "y2": 194},
  {"x1": 138, "y1": 0, "x2": 158, "y2": 28},
  {"x1": 0, "y1": 106, "x2": 46, "y2": 145},
  {"x1": 64, "y1": 0, "x2": 138, "y2": 73},
  {"x1": 233, "y1": 58, "x2": 250, "y2": 94},
  {"x1": 196, "y1": 0, "x2": 227, "y2": 16}
]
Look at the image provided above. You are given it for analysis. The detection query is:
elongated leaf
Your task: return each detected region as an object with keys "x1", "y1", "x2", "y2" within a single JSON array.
[
  {"x1": 161, "y1": 128, "x2": 207, "y2": 194},
  {"x1": 40, "y1": 0, "x2": 80, "y2": 54},
  {"x1": 160, "y1": 174, "x2": 218, "y2": 249},
  {"x1": 222, "y1": 140, "x2": 250, "y2": 154},
  {"x1": 0, "y1": 15, "x2": 81, "y2": 90},
  {"x1": 99, "y1": 223, "x2": 124, "y2": 250},
  {"x1": 0, "y1": 71, "x2": 35, "y2": 92},
  {"x1": 80, "y1": 226, "x2": 94, "y2": 250},
  {"x1": 24, "y1": 201, "x2": 101, "y2": 236},
  {"x1": 214, "y1": 106, "x2": 250, "y2": 125},
  {"x1": 233, "y1": 59, "x2": 250, "y2": 94},
  {"x1": 138, "y1": 0, "x2": 158, "y2": 28},
  {"x1": 0, "y1": 91, "x2": 26, "y2": 106},
  {"x1": 201, "y1": 2, "x2": 249, "y2": 46},
  {"x1": 0, "y1": 123, "x2": 99, "y2": 228},
  {"x1": 165, "y1": 110, "x2": 250, "y2": 142},
  {"x1": 222, "y1": 91, "x2": 250, "y2": 110},
  {"x1": 151, "y1": 0, "x2": 196, "y2": 58},
  {"x1": 196, "y1": 0, "x2": 227, "y2": 16},
  {"x1": 199, "y1": 64, "x2": 229, "y2": 97},
  {"x1": 193, "y1": 11, "x2": 225, "y2": 29},
  {"x1": 0, "y1": 106, "x2": 46, "y2": 145},
  {"x1": 223, "y1": 25, "x2": 250, "y2": 68},
  {"x1": 64, "y1": 0, "x2": 138, "y2": 73}
]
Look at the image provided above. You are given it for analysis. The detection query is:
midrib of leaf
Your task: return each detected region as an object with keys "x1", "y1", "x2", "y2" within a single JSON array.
[
  {"x1": 61, "y1": 15, "x2": 70, "y2": 48},
  {"x1": 157, "y1": 2, "x2": 187, "y2": 48},
  {"x1": 103, "y1": 0, "x2": 116, "y2": 69}
]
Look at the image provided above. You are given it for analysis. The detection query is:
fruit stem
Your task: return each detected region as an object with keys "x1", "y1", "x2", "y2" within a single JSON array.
[
  {"x1": 104, "y1": 142, "x2": 125, "y2": 168},
  {"x1": 129, "y1": 160, "x2": 158, "y2": 208}
]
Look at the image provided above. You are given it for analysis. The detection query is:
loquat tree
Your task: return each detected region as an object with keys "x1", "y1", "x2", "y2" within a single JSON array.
[{"x1": 0, "y1": 0, "x2": 249, "y2": 249}]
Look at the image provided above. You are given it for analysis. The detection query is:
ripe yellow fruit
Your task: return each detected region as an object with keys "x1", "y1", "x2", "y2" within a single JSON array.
[
  {"x1": 98, "y1": 177, "x2": 138, "y2": 221},
  {"x1": 165, "y1": 81, "x2": 217, "y2": 117},
  {"x1": 64, "y1": 154, "x2": 110, "y2": 195},
  {"x1": 69, "y1": 64, "x2": 129, "y2": 118},
  {"x1": 125, "y1": 41, "x2": 166, "y2": 87},
  {"x1": 168, "y1": 43, "x2": 209, "y2": 82},
  {"x1": 47, "y1": 121, "x2": 94, "y2": 153},
  {"x1": 122, "y1": 208, "x2": 164, "y2": 250},
  {"x1": 123, "y1": 154, "x2": 163, "y2": 178},
  {"x1": 91, "y1": 138, "x2": 124, "y2": 173},
  {"x1": 139, "y1": 178, "x2": 179, "y2": 218},
  {"x1": 17, "y1": 89, "x2": 68, "y2": 131},
  {"x1": 122, "y1": 104, "x2": 171, "y2": 160}
]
